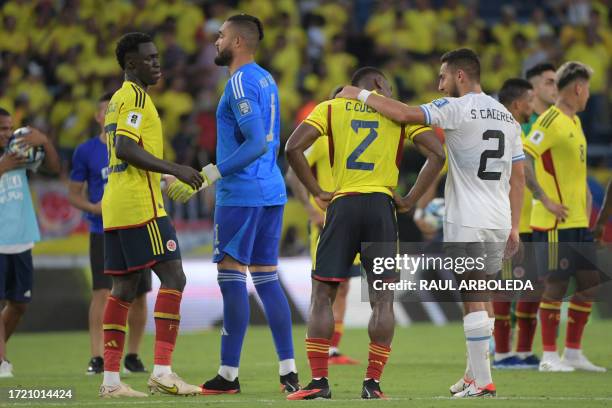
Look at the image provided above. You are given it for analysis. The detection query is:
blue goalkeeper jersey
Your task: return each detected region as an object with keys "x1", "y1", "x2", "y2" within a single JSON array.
[{"x1": 215, "y1": 62, "x2": 287, "y2": 207}]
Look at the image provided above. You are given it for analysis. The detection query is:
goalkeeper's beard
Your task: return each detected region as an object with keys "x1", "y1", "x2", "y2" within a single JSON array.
[{"x1": 215, "y1": 48, "x2": 233, "y2": 66}]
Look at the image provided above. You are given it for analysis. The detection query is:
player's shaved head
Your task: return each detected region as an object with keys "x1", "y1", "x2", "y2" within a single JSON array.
[
  {"x1": 227, "y1": 14, "x2": 264, "y2": 51},
  {"x1": 440, "y1": 48, "x2": 480, "y2": 82},
  {"x1": 351, "y1": 67, "x2": 385, "y2": 87},
  {"x1": 350, "y1": 67, "x2": 392, "y2": 97}
]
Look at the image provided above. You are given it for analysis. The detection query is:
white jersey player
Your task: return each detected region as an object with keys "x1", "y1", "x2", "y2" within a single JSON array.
[{"x1": 337, "y1": 48, "x2": 525, "y2": 398}]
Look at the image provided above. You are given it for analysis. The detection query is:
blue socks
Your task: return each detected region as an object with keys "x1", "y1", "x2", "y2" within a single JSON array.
[
  {"x1": 252, "y1": 271, "x2": 295, "y2": 361},
  {"x1": 218, "y1": 270, "x2": 249, "y2": 368}
]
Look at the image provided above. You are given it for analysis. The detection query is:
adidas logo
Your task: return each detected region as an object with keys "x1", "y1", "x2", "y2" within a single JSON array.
[
  {"x1": 23, "y1": 290, "x2": 31, "y2": 298},
  {"x1": 221, "y1": 327, "x2": 228, "y2": 336},
  {"x1": 105, "y1": 340, "x2": 118, "y2": 348}
]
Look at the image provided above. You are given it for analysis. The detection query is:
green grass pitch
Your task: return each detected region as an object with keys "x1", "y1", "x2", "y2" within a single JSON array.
[{"x1": 1, "y1": 321, "x2": 611, "y2": 407}]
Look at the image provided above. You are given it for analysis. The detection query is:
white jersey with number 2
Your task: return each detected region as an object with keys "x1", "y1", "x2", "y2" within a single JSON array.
[{"x1": 420, "y1": 92, "x2": 524, "y2": 230}]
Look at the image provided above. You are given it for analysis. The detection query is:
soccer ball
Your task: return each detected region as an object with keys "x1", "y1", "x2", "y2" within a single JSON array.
[
  {"x1": 423, "y1": 197, "x2": 445, "y2": 230},
  {"x1": 7, "y1": 127, "x2": 45, "y2": 170}
]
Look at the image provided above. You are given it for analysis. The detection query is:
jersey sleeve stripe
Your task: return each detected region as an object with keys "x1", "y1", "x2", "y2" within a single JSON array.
[
  {"x1": 237, "y1": 71, "x2": 245, "y2": 98},
  {"x1": 419, "y1": 105, "x2": 431, "y2": 125},
  {"x1": 523, "y1": 144, "x2": 538, "y2": 158},
  {"x1": 395, "y1": 125, "x2": 407, "y2": 167},
  {"x1": 116, "y1": 128, "x2": 140, "y2": 140},
  {"x1": 512, "y1": 154, "x2": 525, "y2": 162},
  {"x1": 230, "y1": 75, "x2": 238, "y2": 99},
  {"x1": 304, "y1": 119, "x2": 325, "y2": 135},
  {"x1": 541, "y1": 112, "x2": 559, "y2": 128},
  {"x1": 406, "y1": 125, "x2": 430, "y2": 141}
]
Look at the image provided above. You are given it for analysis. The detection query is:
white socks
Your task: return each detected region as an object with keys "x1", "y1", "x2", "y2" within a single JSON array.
[
  {"x1": 563, "y1": 347, "x2": 581, "y2": 360},
  {"x1": 153, "y1": 365, "x2": 172, "y2": 377},
  {"x1": 279, "y1": 359, "x2": 297, "y2": 376},
  {"x1": 103, "y1": 371, "x2": 120, "y2": 386},
  {"x1": 464, "y1": 345, "x2": 473, "y2": 380},
  {"x1": 464, "y1": 311, "x2": 493, "y2": 388},
  {"x1": 219, "y1": 365, "x2": 239, "y2": 381}
]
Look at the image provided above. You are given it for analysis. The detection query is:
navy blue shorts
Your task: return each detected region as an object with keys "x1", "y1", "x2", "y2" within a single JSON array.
[
  {"x1": 213, "y1": 205, "x2": 283, "y2": 266},
  {"x1": 0, "y1": 250, "x2": 34, "y2": 303},
  {"x1": 104, "y1": 216, "x2": 181, "y2": 275},
  {"x1": 532, "y1": 227, "x2": 596, "y2": 279}
]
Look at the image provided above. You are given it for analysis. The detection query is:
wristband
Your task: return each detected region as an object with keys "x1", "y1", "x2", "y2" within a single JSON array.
[
  {"x1": 357, "y1": 89, "x2": 372, "y2": 103},
  {"x1": 413, "y1": 208, "x2": 424, "y2": 221}
]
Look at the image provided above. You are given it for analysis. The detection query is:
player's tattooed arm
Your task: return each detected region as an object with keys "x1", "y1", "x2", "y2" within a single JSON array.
[
  {"x1": 286, "y1": 122, "x2": 333, "y2": 207},
  {"x1": 395, "y1": 130, "x2": 445, "y2": 213},
  {"x1": 115, "y1": 135, "x2": 203, "y2": 190},
  {"x1": 335, "y1": 86, "x2": 426, "y2": 124},
  {"x1": 524, "y1": 153, "x2": 568, "y2": 221}
]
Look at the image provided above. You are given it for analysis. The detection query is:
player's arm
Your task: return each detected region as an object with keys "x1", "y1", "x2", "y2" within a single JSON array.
[
  {"x1": 115, "y1": 135, "x2": 203, "y2": 189},
  {"x1": 0, "y1": 152, "x2": 27, "y2": 176},
  {"x1": 285, "y1": 167, "x2": 324, "y2": 227},
  {"x1": 594, "y1": 179, "x2": 612, "y2": 241},
  {"x1": 286, "y1": 122, "x2": 332, "y2": 205},
  {"x1": 506, "y1": 159, "x2": 525, "y2": 258},
  {"x1": 68, "y1": 181, "x2": 100, "y2": 215},
  {"x1": 335, "y1": 86, "x2": 425, "y2": 124},
  {"x1": 395, "y1": 129, "x2": 445, "y2": 212},
  {"x1": 524, "y1": 152, "x2": 568, "y2": 221},
  {"x1": 68, "y1": 146, "x2": 100, "y2": 214},
  {"x1": 21, "y1": 127, "x2": 60, "y2": 174}
]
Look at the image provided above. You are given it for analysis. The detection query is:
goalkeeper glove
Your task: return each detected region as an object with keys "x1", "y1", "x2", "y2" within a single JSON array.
[{"x1": 167, "y1": 164, "x2": 221, "y2": 203}]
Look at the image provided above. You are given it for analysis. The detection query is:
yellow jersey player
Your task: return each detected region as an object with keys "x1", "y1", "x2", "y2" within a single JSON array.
[
  {"x1": 98, "y1": 32, "x2": 204, "y2": 398},
  {"x1": 491, "y1": 78, "x2": 542, "y2": 370},
  {"x1": 285, "y1": 67, "x2": 445, "y2": 400},
  {"x1": 286, "y1": 87, "x2": 359, "y2": 366},
  {"x1": 523, "y1": 61, "x2": 605, "y2": 373}
]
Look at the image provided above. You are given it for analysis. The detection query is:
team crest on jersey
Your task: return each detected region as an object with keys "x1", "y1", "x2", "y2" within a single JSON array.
[
  {"x1": 126, "y1": 111, "x2": 142, "y2": 128},
  {"x1": 530, "y1": 130, "x2": 544, "y2": 145},
  {"x1": 237, "y1": 100, "x2": 252, "y2": 116},
  {"x1": 432, "y1": 98, "x2": 449, "y2": 108},
  {"x1": 166, "y1": 239, "x2": 177, "y2": 252}
]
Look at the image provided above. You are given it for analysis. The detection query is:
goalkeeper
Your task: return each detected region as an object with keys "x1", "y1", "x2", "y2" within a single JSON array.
[{"x1": 167, "y1": 14, "x2": 299, "y2": 395}]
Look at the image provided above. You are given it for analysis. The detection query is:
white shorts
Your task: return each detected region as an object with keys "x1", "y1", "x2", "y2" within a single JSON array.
[{"x1": 443, "y1": 221, "x2": 510, "y2": 275}]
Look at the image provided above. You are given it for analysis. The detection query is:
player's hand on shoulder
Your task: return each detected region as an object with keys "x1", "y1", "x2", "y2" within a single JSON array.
[
  {"x1": 335, "y1": 86, "x2": 361, "y2": 100},
  {"x1": 0, "y1": 152, "x2": 28, "y2": 173}
]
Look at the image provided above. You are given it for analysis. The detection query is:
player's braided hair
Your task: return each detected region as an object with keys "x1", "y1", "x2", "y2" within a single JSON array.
[{"x1": 115, "y1": 32, "x2": 153, "y2": 70}]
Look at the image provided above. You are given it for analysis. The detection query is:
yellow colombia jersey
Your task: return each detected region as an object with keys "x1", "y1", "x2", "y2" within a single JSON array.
[
  {"x1": 102, "y1": 81, "x2": 166, "y2": 230},
  {"x1": 523, "y1": 106, "x2": 588, "y2": 231},
  {"x1": 304, "y1": 136, "x2": 334, "y2": 213},
  {"x1": 303, "y1": 97, "x2": 431, "y2": 198},
  {"x1": 305, "y1": 135, "x2": 360, "y2": 265},
  {"x1": 519, "y1": 130, "x2": 533, "y2": 234}
]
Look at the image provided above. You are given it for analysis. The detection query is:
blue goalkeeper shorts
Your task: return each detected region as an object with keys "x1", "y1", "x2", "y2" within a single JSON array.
[{"x1": 213, "y1": 205, "x2": 284, "y2": 266}]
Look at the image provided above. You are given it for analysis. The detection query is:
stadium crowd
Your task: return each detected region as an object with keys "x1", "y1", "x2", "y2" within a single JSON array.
[{"x1": 1, "y1": 0, "x2": 610, "y2": 223}]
